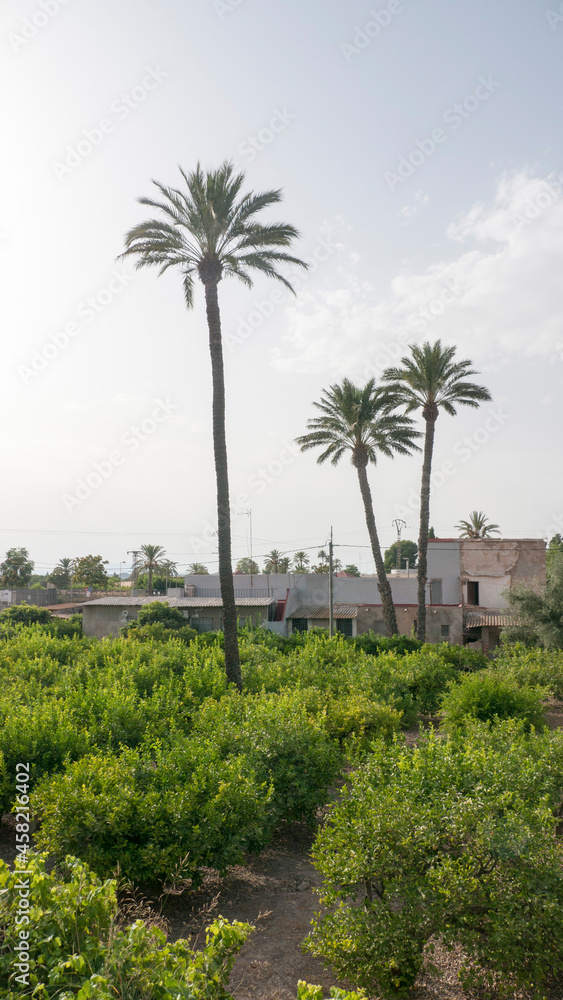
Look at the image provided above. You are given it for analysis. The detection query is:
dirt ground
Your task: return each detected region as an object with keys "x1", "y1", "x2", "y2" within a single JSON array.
[{"x1": 2, "y1": 703, "x2": 563, "y2": 1000}]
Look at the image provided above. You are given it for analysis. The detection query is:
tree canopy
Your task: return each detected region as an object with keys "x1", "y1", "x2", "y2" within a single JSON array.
[{"x1": 0, "y1": 548, "x2": 34, "y2": 588}]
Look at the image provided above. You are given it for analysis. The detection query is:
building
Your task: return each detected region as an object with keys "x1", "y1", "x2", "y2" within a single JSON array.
[
  {"x1": 79, "y1": 538, "x2": 545, "y2": 645},
  {"x1": 81, "y1": 594, "x2": 275, "y2": 639},
  {"x1": 184, "y1": 538, "x2": 545, "y2": 651}
]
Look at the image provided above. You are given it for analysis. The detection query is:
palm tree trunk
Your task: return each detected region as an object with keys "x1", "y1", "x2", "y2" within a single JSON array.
[
  {"x1": 147, "y1": 566, "x2": 153, "y2": 595},
  {"x1": 417, "y1": 417, "x2": 436, "y2": 641},
  {"x1": 203, "y1": 279, "x2": 242, "y2": 690},
  {"x1": 356, "y1": 465, "x2": 398, "y2": 636}
]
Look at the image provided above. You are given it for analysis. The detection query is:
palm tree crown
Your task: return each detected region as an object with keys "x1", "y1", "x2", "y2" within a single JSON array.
[
  {"x1": 382, "y1": 341, "x2": 491, "y2": 419},
  {"x1": 296, "y1": 378, "x2": 421, "y2": 469},
  {"x1": 121, "y1": 161, "x2": 307, "y2": 303},
  {"x1": 456, "y1": 511, "x2": 500, "y2": 539},
  {"x1": 136, "y1": 544, "x2": 166, "y2": 594},
  {"x1": 297, "y1": 378, "x2": 421, "y2": 636}
]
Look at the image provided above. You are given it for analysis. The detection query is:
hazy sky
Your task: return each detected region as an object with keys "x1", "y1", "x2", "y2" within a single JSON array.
[{"x1": 1, "y1": 0, "x2": 562, "y2": 577}]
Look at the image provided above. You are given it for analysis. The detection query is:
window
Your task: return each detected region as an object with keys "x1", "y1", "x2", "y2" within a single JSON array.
[
  {"x1": 191, "y1": 617, "x2": 213, "y2": 633},
  {"x1": 429, "y1": 579, "x2": 442, "y2": 604},
  {"x1": 336, "y1": 618, "x2": 353, "y2": 637},
  {"x1": 371, "y1": 620, "x2": 386, "y2": 635},
  {"x1": 466, "y1": 581, "x2": 480, "y2": 606},
  {"x1": 440, "y1": 624, "x2": 450, "y2": 639},
  {"x1": 292, "y1": 618, "x2": 308, "y2": 633}
]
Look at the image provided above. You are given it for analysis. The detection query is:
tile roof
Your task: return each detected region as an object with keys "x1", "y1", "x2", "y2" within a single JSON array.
[
  {"x1": 289, "y1": 604, "x2": 358, "y2": 620},
  {"x1": 465, "y1": 611, "x2": 514, "y2": 627}
]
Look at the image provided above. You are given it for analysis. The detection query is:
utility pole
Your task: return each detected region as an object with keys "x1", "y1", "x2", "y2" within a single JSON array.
[
  {"x1": 392, "y1": 518, "x2": 407, "y2": 570},
  {"x1": 237, "y1": 510, "x2": 253, "y2": 588},
  {"x1": 328, "y1": 526, "x2": 334, "y2": 637}
]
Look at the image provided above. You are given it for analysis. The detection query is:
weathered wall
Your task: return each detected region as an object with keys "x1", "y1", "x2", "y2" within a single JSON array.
[
  {"x1": 459, "y1": 539, "x2": 546, "y2": 607},
  {"x1": 356, "y1": 605, "x2": 463, "y2": 644}
]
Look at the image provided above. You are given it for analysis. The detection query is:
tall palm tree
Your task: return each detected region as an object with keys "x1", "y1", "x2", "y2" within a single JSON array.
[
  {"x1": 136, "y1": 544, "x2": 166, "y2": 595},
  {"x1": 296, "y1": 378, "x2": 421, "y2": 636},
  {"x1": 293, "y1": 551, "x2": 310, "y2": 572},
  {"x1": 456, "y1": 511, "x2": 500, "y2": 539},
  {"x1": 121, "y1": 162, "x2": 307, "y2": 690},
  {"x1": 382, "y1": 341, "x2": 491, "y2": 641}
]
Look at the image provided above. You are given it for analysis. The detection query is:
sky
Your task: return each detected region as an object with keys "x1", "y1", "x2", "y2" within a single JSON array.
[{"x1": 1, "y1": 0, "x2": 562, "y2": 578}]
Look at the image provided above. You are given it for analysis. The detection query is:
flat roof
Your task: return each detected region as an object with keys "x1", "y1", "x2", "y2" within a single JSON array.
[{"x1": 81, "y1": 596, "x2": 274, "y2": 608}]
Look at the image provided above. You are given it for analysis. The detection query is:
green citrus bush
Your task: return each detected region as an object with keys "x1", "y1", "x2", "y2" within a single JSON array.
[
  {"x1": 440, "y1": 669, "x2": 547, "y2": 731},
  {"x1": 32, "y1": 739, "x2": 272, "y2": 882},
  {"x1": 306, "y1": 722, "x2": 563, "y2": 998},
  {"x1": 0, "y1": 852, "x2": 251, "y2": 999},
  {"x1": 191, "y1": 690, "x2": 341, "y2": 824},
  {"x1": 493, "y1": 643, "x2": 563, "y2": 699}
]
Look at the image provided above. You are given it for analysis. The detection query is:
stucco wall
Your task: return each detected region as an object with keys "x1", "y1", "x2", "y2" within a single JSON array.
[
  {"x1": 357, "y1": 604, "x2": 463, "y2": 644},
  {"x1": 83, "y1": 603, "x2": 269, "y2": 639},
  {"x1": 460, "y1": 539, "x2": 546, "y2": 607}
]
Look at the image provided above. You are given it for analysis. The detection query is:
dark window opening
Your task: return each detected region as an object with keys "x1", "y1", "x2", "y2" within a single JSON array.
[
  {"x1": 336, "y1": 618, "x2": 353, "y2": 637},
  {"x1": 440, "y1": 624, "x2": 450, "y2": 639},
  {"x1": 466, "y1": 581, "x2": 480, "y2": 606},
  {"x1": 292, "y1": 618, "x2": 309, "y2": 633},
  {"x1": 429, "y1": 579, "x2": 443, "y2": 604},
  {"x1": 371, "y1": 620, "x2": 386, "y2": 635}
]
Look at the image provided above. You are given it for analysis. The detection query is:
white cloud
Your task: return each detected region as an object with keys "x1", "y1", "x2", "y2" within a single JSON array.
[{"x1": 271, "y1": 170, "x2": 563, "y2": 377}]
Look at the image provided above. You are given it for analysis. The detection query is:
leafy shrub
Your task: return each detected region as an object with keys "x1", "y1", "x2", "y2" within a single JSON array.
[
  {"x1": 493, "y1": 643, "x2": 563, "y2": 699},
  {"x1": 351, "y1": 632, "x2": 422, "y2": 657},
  {"x1": 402, "y1": 649, "x2": 459, "y2": 715},
  {"x1": 0, "y1": 852, "x2": 251, "y2": 998},
  {"x1": 121, "y1": 602, "x2": 197, "y2": 646},
  {"x1": 192, "y1": 691, "x2": 341, "y2": 825},
  {"x1": 297, "y1": 984, "x2": 366, "y2": 1000},
  {"x1": 0, "y1": 603, "x2": 52, "y2": 625},
  {"x1": 321, "y1": 693, "x2": 402, "y2": 745},
  {"x1": 0, "y1": 700, "x2": 92, "y2": 812},
  {"x1": 440, "y1": 669, "x2": 547, "y2": 732},
  {"x1": 306, "y1": 723, "x2": 563, "y2": 998},
  {"x1": 32, "y1": 739, "x2": 272, "y2": 882}
]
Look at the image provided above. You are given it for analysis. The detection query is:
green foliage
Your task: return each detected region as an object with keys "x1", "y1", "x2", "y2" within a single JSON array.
[
  {"x1": 297, "y1": 984, "x2": 366, "y2": 1000},
  {"x1": 191, "y1": 690, "x2": 341, "y2": 825},
  {"x1": 73, "y1": 555, "x2": 109, "y2": 589},
  {"x1": 0, "y1": 546, "x2": 34, "y2": 587},
  {"x1": 235, "y1": 558, "x2": 260, "y2": 575},
  {"x1": 121, "y1": 602, "x2": 198, "y2": 645},
  {"x1": 440, "y1": 669, "x2": 547, "y2": 732},
  {"x1": 33, "y1": 739, "x2": 272, "y2": 882},
  {"x1": 0, "y1": 603, "x2": 52, "y2": 625},
  {"x1": 546, "y1": 532, "x2": 563, "y2": 572},
  {"x1": 0, "y1": 852, "x2": 251, "y2": 998},
  {"x1": 494, "y1": 643, "x2": 563, "y2": 699},
  {"x1": 503, "y1": 552, "x2": 563, "y2": 649},
  {"x1": 383, "y1": 540, "x2": 417, "y2": 572},
  {"x1": 351, "y1": 632, "x2": 422, "y2": 657},
  {"x1": 306, "y1": 723, "x2": 563, "y2": 998}
]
